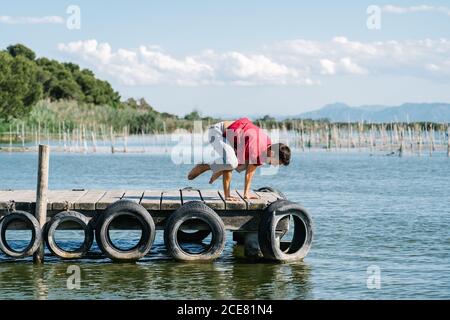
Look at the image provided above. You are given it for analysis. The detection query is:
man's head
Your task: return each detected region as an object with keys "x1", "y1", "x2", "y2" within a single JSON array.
[{"x1": 266, "y1": 143, "x2": 291, "y2": 166}]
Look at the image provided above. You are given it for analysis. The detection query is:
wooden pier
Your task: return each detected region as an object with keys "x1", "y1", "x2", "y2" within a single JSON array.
[
  {"x1": 0, "y1": 188, "x2": 282, "y2": 231},
  {"x1": 0, "y1": 145, "x2": 313, "y2": 263},
  {"x1": 0, "y1": 187, "x2": 313, "y2": 263}
]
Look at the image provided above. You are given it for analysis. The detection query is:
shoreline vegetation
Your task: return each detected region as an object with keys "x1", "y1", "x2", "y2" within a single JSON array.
[
  {"x1": 1, "y1": 105, "x2": 449, "y2": 157},
  {"x1": 1, "y1": 44, "x2": 449, "y2": 156}
]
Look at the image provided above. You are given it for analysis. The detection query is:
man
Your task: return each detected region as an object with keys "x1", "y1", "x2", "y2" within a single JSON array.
[{"x1": 188, "y1": 117, "x2": 291, "y2": 201}]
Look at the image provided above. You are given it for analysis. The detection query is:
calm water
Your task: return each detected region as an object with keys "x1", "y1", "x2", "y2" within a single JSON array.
[{"x1": 0, "y1": 150, "x2": 449, "y2": 299}]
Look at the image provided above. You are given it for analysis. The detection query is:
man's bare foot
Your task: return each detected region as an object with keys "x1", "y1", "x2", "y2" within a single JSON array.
[
  {"x1": 209, "y1": 171, "x2": 223, "y2": 184},
  {"x1": 225, "y1": 196, "x2": 240, "y2": 201},
  {"x1": 188, "y1": 164, "x2": 210, "y2": 180}
]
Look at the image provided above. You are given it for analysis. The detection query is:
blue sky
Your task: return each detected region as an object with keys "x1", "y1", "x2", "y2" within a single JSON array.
[{"x1": 1, "y1": 1, "x2": 450, "y2": 116}]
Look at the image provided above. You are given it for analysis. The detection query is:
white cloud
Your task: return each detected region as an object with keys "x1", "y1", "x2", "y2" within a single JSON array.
[
  {"x1": 276, "y1": 37, "x2": 450, "y2": 78},
  {"x1": 340, "y1": 58, "x2": 368, "y2": 75},
  {"x1": 58, "y1": 39, "x2": 312, "y2": 86},
  {"x1": 58, "y1": 37, "x2": 450, "y2": 86},
  {"x1": 382, "y1": 5, "x2": 450, "y2": 17},
  {"x1": 0, "y1": 15, "x2": 64, "y2": 24},
  {"x1": 320, "y1": 59, "x2": 336, "y2": 75}
]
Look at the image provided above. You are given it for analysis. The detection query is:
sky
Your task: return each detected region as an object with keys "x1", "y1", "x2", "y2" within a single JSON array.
[{"x1": 1, "y1": 0, "x2": 450, "y2": 117}]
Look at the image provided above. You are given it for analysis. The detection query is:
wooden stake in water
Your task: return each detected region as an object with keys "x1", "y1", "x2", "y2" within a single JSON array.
[
  {"x1": 163, "y1": 121, "x2": 168, "y2": 153},
  {"x1": 82, "y1": 125, "x2": 88, "y2": 153},
  {"x1": 33, "y1": 145, "x2": 49, "y2": 264},
  {"x1": 9, "y1": 124, "x2": 12, "y2": 153},
  {"x1": 300, "y1": 120, "x2": 305, "y2": 151},
  {"x1": 123, "y1": 126, "x2": 128, "y2": 153},
  {"x1": 110, "y1": 126, "x2": 115, "y2": 154},
  {"x1": 141, "y1": 129, "x2": 146, "y2": 153},
  {"x1": 21, "y1": 122, "x2": 25, "y2": 149},
  {"x1": 447, "y1": 125, "x2": 450, "y2": 157},
  {"x1": 428, "y1": 124, "x2": 433, "y2": 157},
  {"x1": 418, "y1": 126, "x2": 422, "y2": 156},
  {"x1": 327, "y1": 124, "x2": 332, "y2": 150},
  {"x1": 399, "y1": 128, "x2": 404, "y2": 157},
  {"x1": 91, "y1": 131, "x2": 97, "y2": 153}
]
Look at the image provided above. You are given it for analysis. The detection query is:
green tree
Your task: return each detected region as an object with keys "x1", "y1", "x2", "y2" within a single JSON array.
[
  {"x1": 0, "y1": 52, "x2": 42, "y2": 119},
  {"x1": 184, "y1": 110, "x2": 202, "y2": 121},
  {"x1": 138, "y1": 98, "x2": 154, "y2": 111},
  {"x1": 48, "y1": 78, "x2": 84, "y2": 101},
  {"x1": 7, "y1": 44, "x2": 36, "y2": 60}
]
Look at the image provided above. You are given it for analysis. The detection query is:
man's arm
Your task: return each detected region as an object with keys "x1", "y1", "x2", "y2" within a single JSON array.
[{"x1": 243, "y1": 164, "x2": 258, "y2": 199}]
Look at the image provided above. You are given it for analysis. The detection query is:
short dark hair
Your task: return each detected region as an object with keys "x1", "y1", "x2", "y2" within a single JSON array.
[{"x1": 270, "y1": 143, "x2": 291, "y2": 165}]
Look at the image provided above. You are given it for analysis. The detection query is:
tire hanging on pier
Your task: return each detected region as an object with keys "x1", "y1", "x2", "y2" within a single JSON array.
[
  {"x1": 256, "y1": 186, "x2": 287, "y2": 200},
  {"x1": 177, "y1": 188, "x2": 211, "y2": 243},
  {"x1": 231, "y1": 187, "x2": 288, "y2": 246},
  {"x1": 95, "y1": 200, "x2": 156, "y2": 262},
  {"x1": 164, "y1": 201, "x2": 226, "y2": 262},
  {"x1": 0, "y1": 211, "x2": 42, "y2": 258},
  {"x1": 258, "y1": 200, "x2": 313, "y2": 262},
  {"x1": 177, "y1": 229, "x2": 211, "y2": 243},
  {"x1": 45, "y1": 211, "x2": 94, "y2": 259}
]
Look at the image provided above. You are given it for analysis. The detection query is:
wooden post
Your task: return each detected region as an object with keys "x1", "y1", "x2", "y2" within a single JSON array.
[
  {"x1": 300, "y1": 120, "x2": 305, "y2": 151},
  {"x1": 21, "y1": 122, "x2": 25, "y2": 149},
  {"x1": 447, "y1": 125, "x2": 450, "y2": 157},
  {"x1": 327, "y1": 124, "x2": 332, "y2": 150},
  {"x1": 9, "y1": 123, "x2": 12, "y2": 153},
  {"x1": 33, "y1": 145, "x2": 50, "y2": 264},
  {"x1": 110, "y1": 126, "x2": 115, "y2": 154},
  {"x1": 399, "y1": 128, "x2": 404, "y2": 157}
]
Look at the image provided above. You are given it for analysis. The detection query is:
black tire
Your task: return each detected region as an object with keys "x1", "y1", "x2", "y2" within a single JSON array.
[
  {"x1": 256, "y1": 186, "x2": 287, "y2": 200},
  {"x1": 95, "y1": 200, "x2": 156, "y2": 262},
  {"x1": 178, "y1": 230, "x2": 211, "y2": 243},
  {"x1": 178, "y1": 188, "x2": 212, "y2": 242},
  {"x1": 164, "y1": 201, "x2": 225, "y2": 262},
  {"x1": 258, "y1": 200, "x2": 313, "y2": 262},
  {"x1": 45, "y1": 211, "x2": 94, "y2": 259},
  {"x1": 0, "y1": 211, "x2": 42, "y2": 258}
]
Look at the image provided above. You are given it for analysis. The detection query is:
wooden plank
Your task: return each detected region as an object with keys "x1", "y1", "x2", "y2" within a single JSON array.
[
  {"x1": 140, "y1": 190, "x2": 162, "y2": 210},
  {"x1": 96, "y1": 190, "x2": 125, "y2": 210},
  {"x1": 236, "y1": 190, "x2": 267, "y2": 210},
  {"x1": 161, "y1": 190, "x2": 182, "y2": 210},
  {"x1": 50, "y1": 189, "x2": 88, "y2": 211},
  {"x1": 254, "y1": 191, "x2": 279, "y2": 205},
  {"x1": 219, "y1": 190, "x2": 247, "y2": 210},
  {"x1": 0, "y1": 189, "x2": 274, "y2": 212},
  {"x1": 121, "y1": 190, "x2": 144, "y2": 203},
  {"x1": 73, "y1": 190, "x2": 107, "y2": 211},
  {"x1": 200, "y1": 190, "x2": 225, "y2": 210},
  {"x1": 181, "y1": 189, "x2": 202, "y2": 204},
  {"x1": 0, "y1": 190, "x2": 35, "y2": 210},
  {"x1": 46, "y1": 190, "x2": 66, "y2": 210},
  {"x1": 0, "y1": 190, "x2": 13, "y2": 210}
]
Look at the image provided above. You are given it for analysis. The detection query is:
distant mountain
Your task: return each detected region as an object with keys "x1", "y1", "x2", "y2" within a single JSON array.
[{"x1": 295, "y1": 102, "x2": 450, "y2": 123}]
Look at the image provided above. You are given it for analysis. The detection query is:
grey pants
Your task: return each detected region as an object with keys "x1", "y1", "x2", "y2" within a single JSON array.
[{"x1": 208, "y1": 122, "x2": 240, "y2": 173}]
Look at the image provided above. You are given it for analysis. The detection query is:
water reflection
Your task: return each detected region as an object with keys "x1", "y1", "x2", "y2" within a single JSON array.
[
  {"x1": 0, "y1": 242, "x2": 312, "y2": 300},
  {"x1": 227, "y1": 249, "x2": 312, "y2": 299}
]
